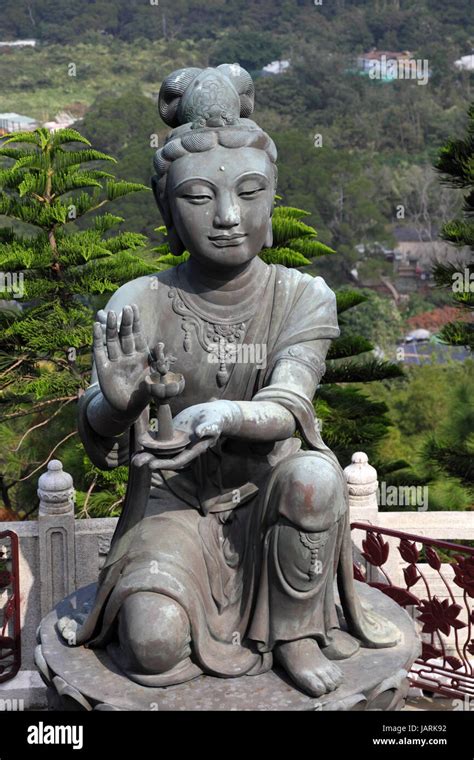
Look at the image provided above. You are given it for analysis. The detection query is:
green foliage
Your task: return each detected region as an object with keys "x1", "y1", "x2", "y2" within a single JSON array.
[
  {"x1": 153, "y1": 251, "x2": 190, "y2": 267},
  {"x1": 0, "y1": 126, "x2": 155, "y2": 516},
  {"x1": 424, "y1": 439, "x2": 474, "y2": 485},
  {"x1": 79, "y1": 90, "x2": 166, "y2": 238},
  {"x1": 436, "y1": 103, "x2": 474, "y2": 191},
  {"x1": 259, "y1": 247, "x2": 310, "y2": 267},
  {"x1": 340, "y1": 289, "x2": 404, "y2": 351},
  {"x1": 335, "y1": 290, "x2": 368, "y2": 314},
  {"x1": 434, "y1": 102, "x2": 474, "y2": 351},
  {"x1": 438, "y1": 321, "x2": 473, "y2": 348},
  {"x1": 324, "y1": 358, "x2": 404, "y2": 384},
  {"x1": 259, "y1": 207, "x2": 337, "y2": 266},
  {"x1": 1, "y1": 0, "x2": 472, "y2": 56},
  {"x1": 364, "y1": 362, "x2": 474, "y2": 507},
  {"x1": 327, "y1": 334, "x2": 373, "y2": 360},
  {"x1": 75, "y1": 455, "x2": 128, "y2": 519},
  {"x1": 422, "y1": 365, "x2": 474, "y2": 486},
  {"x1": 209, "y1": 31, "x2": 283, "y2": 72},
  {"x1": 315, "y1": 386, "x2": 392, "y2": 466},
  {"x1": 270, "y1": 216, "x2": 319, "y2": 247}
]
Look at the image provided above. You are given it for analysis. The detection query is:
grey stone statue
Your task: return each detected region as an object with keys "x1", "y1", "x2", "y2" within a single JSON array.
[{"x1": 58, "y1": 63, "x2": 400, "y2": 698}]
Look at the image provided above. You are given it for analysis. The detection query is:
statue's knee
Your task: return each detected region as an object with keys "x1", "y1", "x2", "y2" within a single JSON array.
[
  {"x1": 277, "y1": 455, "x2": 345, "y2": 531},
  {"x1": 118, "y1": 592, "x2": 191, "y2": 674}
]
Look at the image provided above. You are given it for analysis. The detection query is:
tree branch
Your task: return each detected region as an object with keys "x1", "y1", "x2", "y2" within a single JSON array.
[
  {"x1": 11, "y1": 397, "x2": 75, "y2": 452},
  {"x1": 0, "y1": 395, "x2": 76, "y2": 422},
  {"x1": 13, "y1": 430, "x2": 78, "y2": 484},
  {"x1": 81, "y1": 474, "x2": 97, "y2": 519},
  {"x1": 0, "y1": 357, "x2": 25, "y2": 379}
]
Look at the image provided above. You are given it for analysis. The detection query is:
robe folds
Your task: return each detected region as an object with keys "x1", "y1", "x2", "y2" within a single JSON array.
[{"x1": 68, "y1": 263, "x2": 399, "y2": 685}]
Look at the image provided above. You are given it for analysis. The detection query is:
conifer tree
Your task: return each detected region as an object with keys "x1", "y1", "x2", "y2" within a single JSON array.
[
  {"x1": 424, "y1": 103, "x2": 474, "y2": 487},
  {"x1": 433, "y1": 102, "x2": 474, "y2": 351},
  {"x1": 0, "y1": 127, "x2": 157, "y2": 517}
]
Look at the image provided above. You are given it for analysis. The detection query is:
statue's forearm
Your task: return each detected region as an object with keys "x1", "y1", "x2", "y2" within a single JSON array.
[
  {"x1": 86, "y1": 387, "x2": 139, "y2": 438},
  {"x1": 229, "y1": 400, "x2": 296, "y2": 441}
]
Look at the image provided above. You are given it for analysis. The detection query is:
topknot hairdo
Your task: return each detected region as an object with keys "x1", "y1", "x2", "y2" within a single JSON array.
[{"x1": 159, "y1": 64, "x2": 255, "y2": 129}]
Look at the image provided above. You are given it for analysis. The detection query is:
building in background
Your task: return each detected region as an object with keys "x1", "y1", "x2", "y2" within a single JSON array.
[
  {"x1": 42, "y1": 111, "x2": 77, "y2": 133},
  {"x1": 0, "y1": 40, "x2": 36, "y2": 48},
  {"x1": 454, "y1": 54, "x2": 474, "y2": 71},
  {"x1": 392, "y1": 226, "x2": 464, "y2": 288},
  {"x1": 261, "y1": 59, "x2": 290, "y2": 76},
  {"x1": 0, "y1": 112, "x2": 38, "y2": 135}
]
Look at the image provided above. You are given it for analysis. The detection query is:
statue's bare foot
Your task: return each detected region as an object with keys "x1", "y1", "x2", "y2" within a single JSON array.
[
  {"x1": 322, "y1": 629, "x2": 360, "y2": 660},
  {"x1": 57, "y1": 615, "x2": 83, "y2": 646},
  {"x1": 274, "y1": 638, "x2": 343, "y2": 697}
]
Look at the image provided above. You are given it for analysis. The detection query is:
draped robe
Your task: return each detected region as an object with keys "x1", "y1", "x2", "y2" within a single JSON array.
[{"x1": 68, "y1": 262, "x2": 399, "y2": 686}]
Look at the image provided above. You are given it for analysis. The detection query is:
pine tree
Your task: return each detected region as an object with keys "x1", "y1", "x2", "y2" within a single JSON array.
[
  {"x1": 155, "y1": 203, "x2": 405, "y2": 468},
  {"x1": 423, "y1": 103, "x2": 474, "y2": 488},
  {"x1": 0, "y1": 127, "x2": 158, "y2": 518},
  {"x1": 423, "y1": 375, "x2": 474, "y2": 490},
  {"x1": 433, "y1": 102, "x2": 474, "y2": 351}
]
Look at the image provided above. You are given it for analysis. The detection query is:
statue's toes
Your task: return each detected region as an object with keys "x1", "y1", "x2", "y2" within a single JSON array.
[
  {"x1": 275, "y1": 638, "x2": 343, "y2": 697},
  {"x1": 57, "y1": 616, "x2": 79, "y2": 645},
  {"x1": 57, "y1": 615, "x2": 73, "y2": 634},
  {"x1": 316, "y1": 660, "x2": 343, "y2": 692},
  {"x1": 293, "y1": 660, "x2": 343, "y2": 697},
  {"x1": 296, "y1": 670, "x2": 328, "y2": 698}
]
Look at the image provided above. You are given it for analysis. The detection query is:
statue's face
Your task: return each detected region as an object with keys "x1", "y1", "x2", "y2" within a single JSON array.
[{"x1": 167, "y1": 144, "x2": 274, "y2": 269}]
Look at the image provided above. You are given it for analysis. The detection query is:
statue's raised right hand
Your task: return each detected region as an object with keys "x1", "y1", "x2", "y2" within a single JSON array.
[{"x1": 93, "y1": 303, "x2": 152, "y2": 418}]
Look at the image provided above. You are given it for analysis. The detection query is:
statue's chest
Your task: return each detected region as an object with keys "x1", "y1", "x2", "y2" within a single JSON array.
[{"x1": 152, "y1": 288, "x2": 254, "y2": 413}]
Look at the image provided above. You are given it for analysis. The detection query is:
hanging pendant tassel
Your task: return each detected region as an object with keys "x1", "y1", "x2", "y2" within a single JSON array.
[
  {"x1": 217, "y1": 361, "x2": 229, "y2": 386},
  {"x1": 183, "y1": 323, "x2": 192, "y2": 352}
]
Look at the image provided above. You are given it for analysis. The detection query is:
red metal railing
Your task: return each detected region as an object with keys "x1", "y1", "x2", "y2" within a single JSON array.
[
  {"x1": 0, "y1": 530, "x2": 21, "y2": 683},
  {"x1": 351, "y1": 521, "x2": 474, "y2": 699}
]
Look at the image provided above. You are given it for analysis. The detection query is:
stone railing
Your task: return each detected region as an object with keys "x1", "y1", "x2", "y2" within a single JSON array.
[
  {"x1": 0, "y1": 460, "x2": 116, "y2": 709},
  {"x1": 0, "y1": 452, "x2": 473, "y2": 708}
]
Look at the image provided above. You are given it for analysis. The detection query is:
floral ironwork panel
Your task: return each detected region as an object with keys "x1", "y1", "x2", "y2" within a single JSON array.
[{"x1": 351, "y1": 522, "x2": 474, "y2": 699}]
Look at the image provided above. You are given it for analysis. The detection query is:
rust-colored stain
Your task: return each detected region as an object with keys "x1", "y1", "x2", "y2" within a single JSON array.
[{"x1": 293, "y1": 481, "x2": 316, "y2": 512}]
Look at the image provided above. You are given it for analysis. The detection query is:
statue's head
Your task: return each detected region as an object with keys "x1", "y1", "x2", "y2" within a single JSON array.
[{"x1": 152, "y1": 64, "x2": 277, "y2": 270}]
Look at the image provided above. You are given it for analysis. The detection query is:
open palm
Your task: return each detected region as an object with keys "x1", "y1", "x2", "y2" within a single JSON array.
[{"x1": 93, "y1": 303, "x2": 152, "y2": 417}]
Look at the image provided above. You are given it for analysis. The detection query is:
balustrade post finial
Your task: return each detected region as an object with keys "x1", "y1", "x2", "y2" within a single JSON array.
[
  {"x1": 344, "y1": 451, "x2": 379, "y2": 517},
  {"x1": 37, "y1": 459, "x2": 75, "y2": 516},
  {"x1": 37, "y1": 459, "x2": 76, "y2": 616}
]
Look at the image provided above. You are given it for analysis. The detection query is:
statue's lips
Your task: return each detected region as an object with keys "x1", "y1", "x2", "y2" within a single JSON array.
[{"x1": 209, "y1": 234, "x2": 247, "y2": 248}]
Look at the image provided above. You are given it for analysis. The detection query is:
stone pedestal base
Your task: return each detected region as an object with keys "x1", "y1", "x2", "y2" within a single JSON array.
[{"x1": 36, "y1": 581, "x2": 420, "y2": 711}]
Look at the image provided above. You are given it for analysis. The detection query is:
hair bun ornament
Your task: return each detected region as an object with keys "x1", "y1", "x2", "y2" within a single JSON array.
[
  {"x1": 158, "y1": 64, "x2": 255, "y2": 129},
  {"x1": 215, "y1": 63, "x2": 255, "y2": 118},
  {"x1": 158, "y1": 68, "x2": 202, "y2": 128}
]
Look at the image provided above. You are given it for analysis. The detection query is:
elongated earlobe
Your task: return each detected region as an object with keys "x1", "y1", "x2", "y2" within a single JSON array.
[
  {"x1": 168, "y1": 227, "x2": 186, "y2": 256},
  {"x1": 152, "y1": 175, "x2": 185, "y2": 256},
  {"x1": 264, "y1": 219, "x2": 273, "y2": 249}
]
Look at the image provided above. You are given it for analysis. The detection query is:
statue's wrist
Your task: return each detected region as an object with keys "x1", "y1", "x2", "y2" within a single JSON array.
[
  {"x1": 108, "y1": 403, "x2": 142, "y2": 426},
  {"x1": 220, "y1": 400, "x2": 245, "y2": 436},
  {"x1": 87, "y1": 392, "x2": 142, "y2": 437}
]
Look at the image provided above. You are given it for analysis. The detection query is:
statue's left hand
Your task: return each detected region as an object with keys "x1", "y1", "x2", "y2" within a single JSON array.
[
  {"x1": 172, "y1": 400, "x2": 243, "y2": 446},
  {"x1": 133, "y1": 401, "x2": 242, "y2": 472},
  {"x1": 133, "y1": 435, "x2": 216, "y2": 471}
]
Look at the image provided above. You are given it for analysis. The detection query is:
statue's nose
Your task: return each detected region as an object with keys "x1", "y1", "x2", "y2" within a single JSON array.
[{"x1": 214, "y1": 194, "x2": 240, "y2": 228}]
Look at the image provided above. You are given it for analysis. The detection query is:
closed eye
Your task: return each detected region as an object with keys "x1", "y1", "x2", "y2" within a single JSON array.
[
  {"x1": 238, "y1": 188, "x2": 265, "y2": 199},
  {"x1": 181, "y1": 194, "x2": 213, "y2": 204}
]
